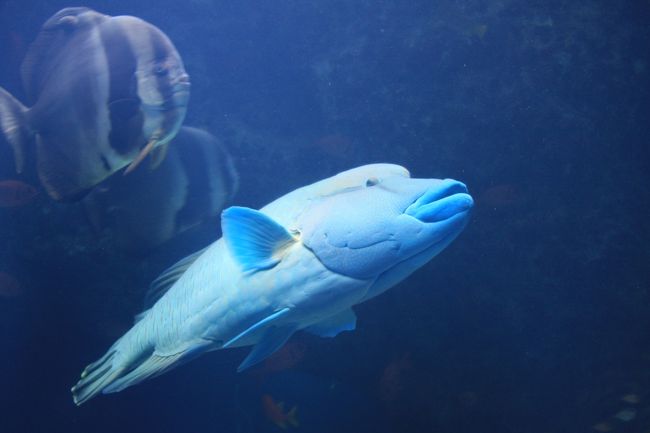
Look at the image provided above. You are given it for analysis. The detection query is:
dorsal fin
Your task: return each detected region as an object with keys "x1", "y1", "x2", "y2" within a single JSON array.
[
  {"x1": 21, "y1": 8, "x2": 109, "y2": 101},
  {"x1": 142, "y1": 246, "x2": 209, "y2": 311},
  {"x1": 221, "y1": 206, "x2": 297, "y2": 273}
]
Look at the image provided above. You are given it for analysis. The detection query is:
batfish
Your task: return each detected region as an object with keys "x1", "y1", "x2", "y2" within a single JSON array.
[
  {"x1": 83, "y1": 126, "x2": 238, "y2": 251},
  {"x1": 0, "y1": 7, "x2": 190, "y2": 201}
]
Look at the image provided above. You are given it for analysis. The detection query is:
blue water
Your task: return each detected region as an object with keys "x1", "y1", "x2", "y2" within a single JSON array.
[{"x1": 1, "y1": 1, "x2": 649, "y2": 432}]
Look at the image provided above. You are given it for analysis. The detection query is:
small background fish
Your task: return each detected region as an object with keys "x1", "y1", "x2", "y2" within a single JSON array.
[{"x1": 0, "y1": 180, "x2": 39, "y2": 208}]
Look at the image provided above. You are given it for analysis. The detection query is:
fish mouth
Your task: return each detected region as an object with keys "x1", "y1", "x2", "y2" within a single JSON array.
[
  {"x1": 404, "y1": 179, "x2": 474, "y2": 223},
  {"x1": 167, "y1": 83, "x2": 191, "y2": 108},
  {"x1": 171, "y1": 75, "x2": 191, "y2": 102},
  {"x1": 172, "y1": 80, "x2": 191, "y2": 95}
]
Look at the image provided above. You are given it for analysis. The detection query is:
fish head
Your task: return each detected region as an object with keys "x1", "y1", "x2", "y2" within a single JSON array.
[
  {"x1": 117, "y1": 16, "x2": 190, "y2": 145},
  {"x1": 299, "y1": 170, "x2": 473, "y2": 287}
]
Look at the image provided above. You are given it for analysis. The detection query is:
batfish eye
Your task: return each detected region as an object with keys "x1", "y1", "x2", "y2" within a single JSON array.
[
  {"x1": 153, "y1": 64, "x2": 168, "y2": 76},
  {"x1": 365, "y1": 177, "x2": 379, "y2": 187}
]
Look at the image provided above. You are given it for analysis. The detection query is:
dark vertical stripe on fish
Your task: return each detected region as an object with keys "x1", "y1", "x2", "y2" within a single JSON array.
[
  {"x1": 175, "y1": 137, "x2": 211, "y2": 231},
  {"x1": 147, "y1": 30, "x2": 184, "y2": 145},
  {"x1": 98, "y1": 21, "x2": 144, "y2": 155},
  {"x1": 149, "y1": 31, "x2": 174, "y2": 110}
]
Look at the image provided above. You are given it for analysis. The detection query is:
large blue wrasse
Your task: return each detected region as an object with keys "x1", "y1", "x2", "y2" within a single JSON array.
[{"x1": 71, "y1": 163, "x2": 473, "y2": 405}]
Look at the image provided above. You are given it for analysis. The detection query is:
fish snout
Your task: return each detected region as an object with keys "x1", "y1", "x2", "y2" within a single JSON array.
[
  {"x1": 170, "y1": 73, "x2": 191, "y2": 104},
  {"x1": 404, "y1": 179, "x2": 473, "y2": 223},
  {"x1": 173, "y1": 73, "x2": 191, "y2": 88}
]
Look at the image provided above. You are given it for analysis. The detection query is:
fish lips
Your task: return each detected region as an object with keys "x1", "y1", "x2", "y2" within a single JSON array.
[
  {"x1": 404, "y1": 180, "x2": 474, "y2": 223},
  {"x1": 171, "y1": 81, "x2": 191, "y2": 106}
]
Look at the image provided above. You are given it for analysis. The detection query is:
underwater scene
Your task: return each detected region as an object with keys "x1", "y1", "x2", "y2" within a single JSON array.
[{"x1": 0, "y1": 1, "x2": 648, "y2": 432}]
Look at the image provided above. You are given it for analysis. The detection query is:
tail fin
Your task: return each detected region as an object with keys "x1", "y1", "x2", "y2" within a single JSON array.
[
  {"x1": 72, "y1": 341, "x2": 208, "y2": 405},
  {"x1": 0, "y1": 87, "x2": 30, "y2": 173},
  {"x1": 71, "y1": 347, "x2": 126, "y2": 406}
]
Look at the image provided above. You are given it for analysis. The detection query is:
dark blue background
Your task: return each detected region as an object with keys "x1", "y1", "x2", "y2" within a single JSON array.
[{"x1": 1, "y1": 1, "x2": 649, "y2": 432}]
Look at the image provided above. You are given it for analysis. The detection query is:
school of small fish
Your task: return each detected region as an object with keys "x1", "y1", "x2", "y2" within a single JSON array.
[{"x1": 0, "y1": 7, "x2": 474, "y2": 410}]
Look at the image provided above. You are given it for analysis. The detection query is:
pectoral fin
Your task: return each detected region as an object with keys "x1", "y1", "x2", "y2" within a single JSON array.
[
  {"x1": 124, "y1": 136, "x2": 158, "y2": 175},
  {"x1": 305, "y1": 308, "x2": 357, "y2": 338},
  {"x1": 223, "y1": 308, "x2": 291, "y2": 349},
  {"x1": 221, "y1": 206, "x2": 297, "y2": 272},
  {"x1": 149, "y1": 142, "x2": 168, "y2": 170}
]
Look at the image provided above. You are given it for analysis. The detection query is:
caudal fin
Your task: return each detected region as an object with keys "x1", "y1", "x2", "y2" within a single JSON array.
[
  {"x1": 0, "y1": 87, "x2": 30, "y2": 173},
  {"x1": 71, "y1": 347, "x2": 126, "y2": 406},
  {"x1": 72, "y1": 341, "x2": 208, "y2": 405}
]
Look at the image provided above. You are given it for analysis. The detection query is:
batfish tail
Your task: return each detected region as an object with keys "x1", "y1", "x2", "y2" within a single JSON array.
[{"x1": 0, "y1": 87, "x2": 30, "y2": 173}]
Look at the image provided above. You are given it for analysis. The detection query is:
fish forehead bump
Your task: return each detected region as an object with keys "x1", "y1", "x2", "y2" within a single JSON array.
[
  {"x1": 330, "y1": 163, "x2": 410, "y2": 183},
  {"x1": 260, "y1": 164, "x2": 409, "y2": 226},
  {"x1": 306, "y1": 163, "x2": 410, "y2": 197}
]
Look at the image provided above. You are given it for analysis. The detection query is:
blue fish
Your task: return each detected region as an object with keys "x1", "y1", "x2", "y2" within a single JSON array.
[{"x1": 71, "y1": 164, "x2": 473, "y2": 405}]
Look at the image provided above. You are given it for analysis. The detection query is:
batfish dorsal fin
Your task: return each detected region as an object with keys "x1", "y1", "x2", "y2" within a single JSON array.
[
  {"x1": 21, "y1": 7, "x2": 109, "y2": 101},
  {"x1": 221, "y1": 206, "x2": 297, "y2": 273},
  {"x1": 141, "y1": 246, "x2": 210, "y2": 313}
]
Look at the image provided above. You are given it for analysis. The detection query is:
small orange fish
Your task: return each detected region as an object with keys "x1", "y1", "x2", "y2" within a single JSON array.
[
  {"x1": 0, "y1": 272, "x2": 22, "y2": 298},
  {"x1": 261, "y1": 394, "x2": 299, "y2": 429},
  {"x1": 0, "y1": 180, "x2": 39, "y2": 207}
]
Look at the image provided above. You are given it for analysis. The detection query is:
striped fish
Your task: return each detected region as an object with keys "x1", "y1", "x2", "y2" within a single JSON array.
[
  {"x1": 83, "y1": 127, "x2": 239, "y2": 252},
  {"x1": 0, "y1": 7, "x2": 190, "y2": 201}
]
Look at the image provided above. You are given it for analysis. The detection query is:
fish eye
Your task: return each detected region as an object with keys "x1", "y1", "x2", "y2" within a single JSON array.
[
  {"x1": 365, "y1": 177, "x2": 379, "y2": 187},
  {"x1": 153, "y1": 64, "x2": 168, "y2": 76}
]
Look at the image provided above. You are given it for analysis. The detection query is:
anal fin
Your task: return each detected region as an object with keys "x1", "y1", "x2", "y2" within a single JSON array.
[{"x1": 305, "y1": 308, "x2": 357, "y2": 338}]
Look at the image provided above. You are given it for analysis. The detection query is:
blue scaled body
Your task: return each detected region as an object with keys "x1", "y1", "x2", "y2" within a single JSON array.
[{"x1": 71, "y1": 164, "x2": 473, "y2": 405}]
